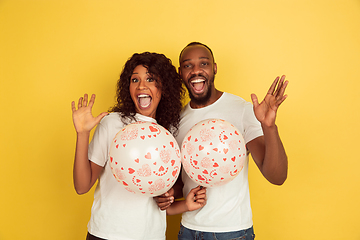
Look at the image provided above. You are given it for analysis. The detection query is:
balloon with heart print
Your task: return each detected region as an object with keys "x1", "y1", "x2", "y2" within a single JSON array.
[
  {"x1": 181, "y1": 119, "x2": 246, "y2": 187},
  {"x1": 109, "y1": 121, "x2": 181, "y2": 196}
]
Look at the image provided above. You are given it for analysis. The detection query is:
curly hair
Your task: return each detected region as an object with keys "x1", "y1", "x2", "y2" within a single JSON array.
[{"x1": 110, "y1": 52, "x2": 185, "y2": 135}]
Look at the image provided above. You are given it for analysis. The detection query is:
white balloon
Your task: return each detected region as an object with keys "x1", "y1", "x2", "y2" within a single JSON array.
[
  {"x1": 181, "y1": 119, "x2": 246, "y2": 187},
  {"x1": 109, "y1": 121, "x2": 181, "y2": 196}
]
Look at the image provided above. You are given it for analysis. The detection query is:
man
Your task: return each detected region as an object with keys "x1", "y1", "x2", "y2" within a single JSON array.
[{"x1": 157, "y1": 42, "x2": 288, "y2": 240}]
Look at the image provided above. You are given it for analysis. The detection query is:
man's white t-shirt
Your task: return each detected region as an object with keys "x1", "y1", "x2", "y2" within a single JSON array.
[
  {"x1": 87, "y1": 113, "x2": 166, "y2": 240},
  {"x1": 176, "y1": 92, "x2": 263, "y2": 232}
]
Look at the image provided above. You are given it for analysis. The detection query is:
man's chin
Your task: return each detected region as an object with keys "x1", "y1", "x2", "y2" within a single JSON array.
[{"x1": 189, "y1": 92, "x2": 211, "y2": 106}]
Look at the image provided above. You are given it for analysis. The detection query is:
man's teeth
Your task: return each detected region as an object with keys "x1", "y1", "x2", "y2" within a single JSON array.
[
  {"x1": 191, "y1": 79, "x2": 205, "y2": 83},
  {"x1": 190, "y1": 79, "x2": 205, "y2": 92}
]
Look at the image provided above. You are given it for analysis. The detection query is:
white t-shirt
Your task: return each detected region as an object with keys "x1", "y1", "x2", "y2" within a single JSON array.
[
  {"x1": 176, "y1": 92, "x2": 263, "y2": 232},
  {"x1": 87, "y1": 113, "x2": 166, "y2": 240}
]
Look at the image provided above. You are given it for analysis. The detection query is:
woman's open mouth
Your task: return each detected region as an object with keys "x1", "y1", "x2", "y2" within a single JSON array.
[{"x1": 138, "y1": 94, "x2": 152, "y2": 109}]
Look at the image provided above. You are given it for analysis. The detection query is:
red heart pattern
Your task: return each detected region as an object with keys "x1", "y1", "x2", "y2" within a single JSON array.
[
  {"x1": 198, "y1": 175, "x2": 205, "y2": 181},
  {"x1": 109, "y1": 121, "x2": 181, "y2": 196},
  {"x1": 160, "y1": 149, "x2": 171, "y2": 164},
  {"x1": 180, "y1": 119, "x2": 246, "y2": 187},
  {"x1": 120, "y1": 127, "x2": 138, "y2": 141},
  {"x1": 149, "y1": 126, "x2": 158, "y2": 132},
  {"x1": 137, "y1": 164, "x2": 151, "y2": 177}
]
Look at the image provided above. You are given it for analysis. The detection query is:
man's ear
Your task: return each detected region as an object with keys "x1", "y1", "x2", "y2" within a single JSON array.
[{"x1": 214, "y1": 63, "x2": 217, "y2": 75}]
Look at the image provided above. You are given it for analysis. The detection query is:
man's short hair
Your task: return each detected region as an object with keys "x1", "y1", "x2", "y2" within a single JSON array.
[{"x1": 179, "y1": 42, "x2": 215, "y2": 63}]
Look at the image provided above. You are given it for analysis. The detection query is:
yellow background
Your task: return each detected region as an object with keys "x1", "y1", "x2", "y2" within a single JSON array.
[{"x1": 1, "y1": 0, "x2": 359, "y2": 239}]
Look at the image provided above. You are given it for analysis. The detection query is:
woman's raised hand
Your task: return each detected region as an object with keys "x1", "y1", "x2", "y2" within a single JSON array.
[{"x1": 71, "y1": 94, "x2": 108, "y2": 133}]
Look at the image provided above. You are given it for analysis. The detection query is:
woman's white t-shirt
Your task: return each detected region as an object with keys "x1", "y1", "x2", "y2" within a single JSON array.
[{"x1": 87, "y1": 113, "x2": 166, "y2": 240}]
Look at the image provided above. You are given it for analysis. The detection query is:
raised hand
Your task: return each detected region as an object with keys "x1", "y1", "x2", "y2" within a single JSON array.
[
  {"x1": 251, "y1": 75, "x2": 288, "y2": 127},
  {"x1": 71, "y1": 94, "x2": 108, "y2": 133}
]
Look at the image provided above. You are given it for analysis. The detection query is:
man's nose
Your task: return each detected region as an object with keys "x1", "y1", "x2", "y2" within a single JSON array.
[{"x1": 191, "y1": 64, "x2": 202, "y2": 75}]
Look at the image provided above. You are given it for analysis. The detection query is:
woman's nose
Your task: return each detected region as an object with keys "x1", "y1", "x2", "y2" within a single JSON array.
[{"x1": 137, "y1": 79, "x2": 147, "y2": 89}]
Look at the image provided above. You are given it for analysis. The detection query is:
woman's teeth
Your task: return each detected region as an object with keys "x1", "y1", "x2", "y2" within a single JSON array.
[{"x1": 138, "y1": 94, "x2": 151, "y2": 108}]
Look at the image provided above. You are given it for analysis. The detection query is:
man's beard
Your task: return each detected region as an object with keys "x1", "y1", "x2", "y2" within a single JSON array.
[{"x1": 186, "y1": 74, "x2": 215, "y2": 106}]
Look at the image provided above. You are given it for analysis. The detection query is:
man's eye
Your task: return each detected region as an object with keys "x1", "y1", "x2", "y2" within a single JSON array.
[
  {"x1": 201, "y1": 62, "x2": 208, "y2": 66},
  {"x1": 184, "y1": 64, "x2": 191, "y2": 68}
]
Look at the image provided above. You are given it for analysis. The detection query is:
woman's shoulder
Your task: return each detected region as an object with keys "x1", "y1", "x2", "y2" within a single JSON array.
[{"x1": 99, "y1": 112, "x2": 122, "y2": 126}]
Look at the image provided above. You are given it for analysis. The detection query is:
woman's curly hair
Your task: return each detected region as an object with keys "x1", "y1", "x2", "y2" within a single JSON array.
[{"x1": 110, "y1": 52, "x2": 185, "y2": 135}]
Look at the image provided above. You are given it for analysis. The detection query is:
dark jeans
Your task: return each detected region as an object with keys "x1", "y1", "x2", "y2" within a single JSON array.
[
  {"x1": 178, "y1": 225, "x2": 255, "y2": 240},
  {"x1": 86, "y1": 232, "x2": 107, "y2": 240}
]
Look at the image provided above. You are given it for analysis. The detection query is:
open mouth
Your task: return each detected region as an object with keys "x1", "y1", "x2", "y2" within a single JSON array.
[
  {"x1": 190, "y1": 79, "x2": 206, "y2": 93},
  {"x1": 138, "y1": 94, "x2": 152, "y2": 109}
]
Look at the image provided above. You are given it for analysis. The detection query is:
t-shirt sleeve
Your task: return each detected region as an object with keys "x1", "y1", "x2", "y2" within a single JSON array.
[
  {"x1": 243, "y1": 102, "x2": 263, "y2": 144},
  {"x1": 88, "y1": 121, "x2": 109, "y2": 167}
]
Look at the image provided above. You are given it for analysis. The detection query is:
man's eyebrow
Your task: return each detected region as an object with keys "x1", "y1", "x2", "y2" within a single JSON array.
[{"x1": 181, "y1": 57, "x2": 209, "y2": 63}]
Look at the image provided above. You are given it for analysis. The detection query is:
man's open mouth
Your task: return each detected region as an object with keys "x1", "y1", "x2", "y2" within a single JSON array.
[{"x1": 190, "y1": 79, "x2": 206, "y2": 93}]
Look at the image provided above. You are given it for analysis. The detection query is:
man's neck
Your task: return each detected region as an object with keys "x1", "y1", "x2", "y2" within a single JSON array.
[{"x1": 190, "y1": 89, "x2": 223, "y2": 109}]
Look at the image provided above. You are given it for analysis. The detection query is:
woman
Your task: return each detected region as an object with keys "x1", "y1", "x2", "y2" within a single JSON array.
[{"x1": 71, "y1": 52, "x2": 206, "y2": 240}]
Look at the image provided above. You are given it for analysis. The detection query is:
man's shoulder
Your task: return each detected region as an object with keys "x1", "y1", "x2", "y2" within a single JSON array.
[
  {"x1": 221, "y1": 92, "x2": 251, "y2": 107},
  {"x1": 223, "y1": 92, "x2": 245, "y2": 101}
]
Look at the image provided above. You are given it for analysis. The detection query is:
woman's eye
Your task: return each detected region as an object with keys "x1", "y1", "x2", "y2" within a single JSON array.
[
  {"x1": 147, "y1": 78, "x2": 155, "y2": 82},
  {"x1": 131, "y1": 78, "x2": 138, "y2": 83}
]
